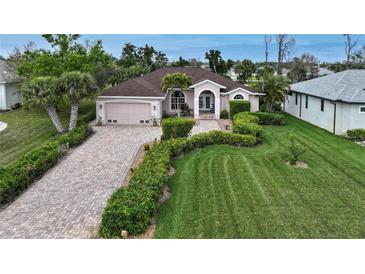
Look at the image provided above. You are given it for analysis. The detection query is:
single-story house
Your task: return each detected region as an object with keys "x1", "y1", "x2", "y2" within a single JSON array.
[
  {"x1": 0, "y1": 60, "x2": 22, "y2": 111},
  {"x1": 96, "y1": 67, "x2": 264, "y2": 125},
  {"x1": 285, "y1": 70, "x2": 365, "y2": 134}
]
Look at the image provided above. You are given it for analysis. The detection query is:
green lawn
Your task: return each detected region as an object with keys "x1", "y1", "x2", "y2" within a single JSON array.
[
  {"x1": 155, "y1": 115, "x2": 365, "y2": 238},
  {"x1": 0, "y1": 100, "x2": 95, "y2": 166}
]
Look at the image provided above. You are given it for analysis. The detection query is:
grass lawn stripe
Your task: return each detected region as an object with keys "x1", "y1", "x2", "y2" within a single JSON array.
[{"x1": 155, "y1": 114, "x2": 365, "y2": 238}]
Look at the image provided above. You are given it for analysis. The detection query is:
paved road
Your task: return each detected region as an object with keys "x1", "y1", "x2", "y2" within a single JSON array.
[{"x1": 0, "y1": 126, "x2": 161, "y2": 239}]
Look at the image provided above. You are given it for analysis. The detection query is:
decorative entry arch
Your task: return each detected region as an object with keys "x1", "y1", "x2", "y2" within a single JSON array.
[
  {"x1": 198, "y1": 90, "x2": 215, "y2": 113},
  {"x1": 192, "y1": 80, "x2": 223, "y2": 119}
]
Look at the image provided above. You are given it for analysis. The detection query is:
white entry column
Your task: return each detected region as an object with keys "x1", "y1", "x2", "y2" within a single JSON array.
[
  {"x1": 214, "y1": 96, "x2": 220, "y2": 119},
  {"x1": 194, "y1": 93, "x2": 200, "y2": 119}
]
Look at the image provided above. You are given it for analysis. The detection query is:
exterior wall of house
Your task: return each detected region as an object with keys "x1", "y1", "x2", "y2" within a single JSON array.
[
  {"x1": 285, "y1": 91, "x2": 365, "y2": 134},
  {"x1": 0, "y1": 83, "x2": 21, "y2": 110},
  {"x1": 249, "y1": 95, "x2": 260, "y2": 112},
  {"x1": 5, "y1": 83, "x2": 21, "y2": 109},
  {"x1": 0, "y1": 84, "x2": 6, "y2": 110},
  {"x1": 96, "y1": 97, "x2": 163, "y2": 125},
  {"x1": 162, "y1": 89, "x2": 194, "y2": 115},
  {"x1": 338, "y1": 103, "x2": 365, "y2": 132},
  {"x1": 220, "y1": 89, "x2": 260, "y2": 114},
  {"x1": 220, "y1": 95, "x2": 229, "y2": 112},
  {"x1": 192, "y1": 81, "x2": 221, "y2": 119},
  {"x1": 285, "y1": 92, "x2": 336, "y2": 133}
]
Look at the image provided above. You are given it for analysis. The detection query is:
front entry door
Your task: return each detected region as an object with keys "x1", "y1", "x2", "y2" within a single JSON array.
[{"x1": 199, "y1": 94, "x2": 212, "y2": 111}]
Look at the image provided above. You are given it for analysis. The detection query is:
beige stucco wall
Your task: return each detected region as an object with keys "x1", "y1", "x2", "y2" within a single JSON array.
[
  {"x1": 162, "y1": 89, "x2": 194, "y2": 115},
  {"x1": 220, "y1": 89, "x2": 261, "y2": 114},
  {"x1": 220, "y1": 95, "x2": 229, "y2": 112},
  {"x1": 249, "y1": 95, "x2": 260, "y2": 112}
]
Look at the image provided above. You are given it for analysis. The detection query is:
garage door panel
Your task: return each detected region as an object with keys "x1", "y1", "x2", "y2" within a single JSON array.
[{"x1": 106, "y1": 103, "x2": 151, "y2": 125}]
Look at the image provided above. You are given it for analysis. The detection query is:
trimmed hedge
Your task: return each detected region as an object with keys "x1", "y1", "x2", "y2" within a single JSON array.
[
  {"x1": 229, "y1": 100, "x2": 251, "y2": 119},
  {"x1": 99, "y1": 130, "x2": 259, "y2": 238},
  {"x1": 0, "y1": 123, "x2": 92, "y2": 206},
  {"x1": 233, "y1": 120, "x2": 262, "y2": 137},
  {"x1": 251, "y1": 112, "x2": 286, "y2": 125},
  {"x1": 346, "y1": 128, "x2": 365, "y2": 141},
  {"x1": 161, "y1": 117, "x2": 196, "y2": 140},
  {"x1": 233, "y1": 112, "x2": 259, "y2": 124},
  {"x1": 232, "y1": 112, "x2": 262, "y2": 138}
]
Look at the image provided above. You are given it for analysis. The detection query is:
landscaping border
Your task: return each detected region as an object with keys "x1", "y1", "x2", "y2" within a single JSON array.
[
  {"x1": 0, "y1": 111, "x2": 95, "y2": 206},
  {"x1": 99, "y1": 130, "x2": 259, "y2": 238}
]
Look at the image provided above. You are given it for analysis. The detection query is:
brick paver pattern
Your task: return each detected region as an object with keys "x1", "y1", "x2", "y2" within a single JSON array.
[
  {"x1": 191, "y1": 120, "x2": 221, "y2": 135},
  {"x1": 0, "y1": 126, "x2": 161, "y2": 239}
]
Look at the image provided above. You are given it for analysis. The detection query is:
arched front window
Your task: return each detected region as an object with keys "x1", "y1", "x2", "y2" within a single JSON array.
[
  {"x1": 171, "y1": 90, "x2": 186, "y2": 110},
  {"x1": 234, "y1": 94, "x2": 245, "y2": 100}
]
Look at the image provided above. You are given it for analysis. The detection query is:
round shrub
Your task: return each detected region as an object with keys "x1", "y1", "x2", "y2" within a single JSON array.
[
  {"x1": 233, "y1": 120, "x2": 262, "y2": 137},
  {"x1": 346, "y1": 128, "x2": 365, "y2": 141},
  {"x1": 161, "y1": 117, "x2": 196, "y2": 140}
]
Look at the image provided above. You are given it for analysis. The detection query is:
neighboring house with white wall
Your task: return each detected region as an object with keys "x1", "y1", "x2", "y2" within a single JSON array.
[
  {"x1": 96, "y1": 67, "x2": 263, "y2": 125},
  {"x1": 285, "y1": 70, "x2": 365, "y2": 134},
  {"x1": 0, "y1": 60, "x2": 22, "y2": 111}
]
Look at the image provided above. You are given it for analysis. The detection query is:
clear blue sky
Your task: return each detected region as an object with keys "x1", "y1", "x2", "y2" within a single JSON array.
[{"x1": 1, "y1": 34, "x2": 364, "y2": 62}]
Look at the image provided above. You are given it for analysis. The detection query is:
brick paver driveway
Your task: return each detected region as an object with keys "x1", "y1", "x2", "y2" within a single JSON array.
[{"x1": 0, "y1": 126, "x2": 161, "y2": 239}]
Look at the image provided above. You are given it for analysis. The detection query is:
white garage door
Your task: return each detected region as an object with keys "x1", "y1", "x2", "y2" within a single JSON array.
[{"x1": 105, "y1": 103, "x2": 151, "y2": 125}]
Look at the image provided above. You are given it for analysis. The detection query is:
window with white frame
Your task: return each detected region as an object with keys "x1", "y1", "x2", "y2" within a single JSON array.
[
  {"x1": 234, "y1": 94, "x2": 245, "y2": 100},
  {"x1": 360, "y1": 106, "x2": 365, "y2": 113},
  {"x1": 171, "y1": 90, "x2": 186, "y2": 110}
]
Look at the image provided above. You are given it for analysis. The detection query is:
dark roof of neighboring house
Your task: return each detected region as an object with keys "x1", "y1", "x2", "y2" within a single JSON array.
[
  {"x1": 101, "y1": 67, "x2": 260, "y2": 97},
  {"x1": 290, "y1": 70, "x2": 365, "y2": 103},
  {"x1": 0, "y1": 60, "x2": 22, "y2": 83}
]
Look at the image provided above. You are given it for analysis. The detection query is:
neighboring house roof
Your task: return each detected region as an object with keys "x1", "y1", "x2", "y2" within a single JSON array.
[
  {"x1": 0, "y1": 60, "x2": 21, "y2": 83},
  {"x1": 318, "y1": 67, "x2": 334, "y2": 76},
  {"x1": 290, "y1": 70, "x2": 365, "y2": 103},
  {"x1": 101, "y1": 67, "x2": 260, "y2": 97}
]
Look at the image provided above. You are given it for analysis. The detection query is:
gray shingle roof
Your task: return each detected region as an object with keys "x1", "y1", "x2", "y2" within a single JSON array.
[
  {"x1": 318, "y1": 67, "x2": 334, "y2": 76},
  {"x1": 290, "y1": 70, "x2": 365, "y2": 103},
  {"x1": 0, "y1": 60, "x2": 21, "y2": 83}
]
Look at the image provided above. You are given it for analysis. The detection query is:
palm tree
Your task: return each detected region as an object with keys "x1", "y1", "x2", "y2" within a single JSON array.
[
  {"x1": 259, "y1": 74, "x2": 290, "y2": 112},
  {"x1": 59, "y1": 71, "x2": 98, "y2": 130},
  {"x1": 161, "y1": 72, "x2": 192, "y2": 92},
  {"x1": 20, "y1": 76, "x2": 65, "y2": 133}
]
